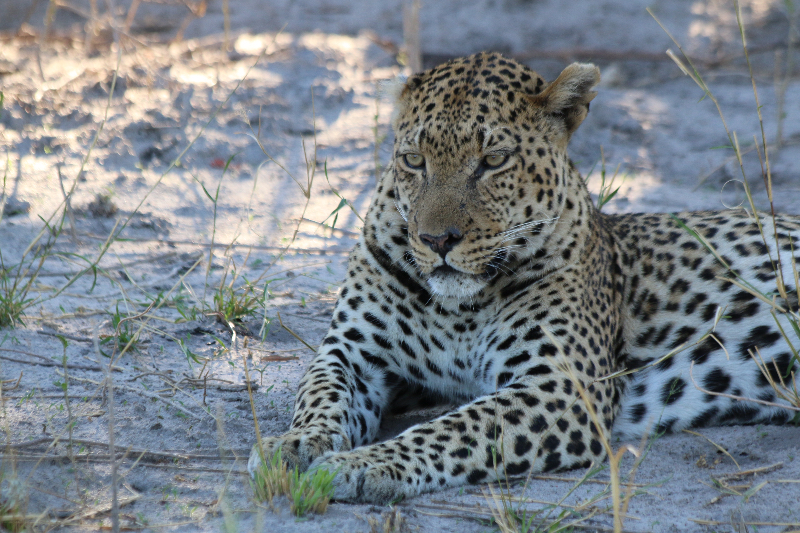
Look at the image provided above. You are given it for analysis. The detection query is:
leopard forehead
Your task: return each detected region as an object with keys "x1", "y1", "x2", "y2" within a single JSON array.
[{"x1": 394, "y1": 52, "x2": 547, "y2": 144}]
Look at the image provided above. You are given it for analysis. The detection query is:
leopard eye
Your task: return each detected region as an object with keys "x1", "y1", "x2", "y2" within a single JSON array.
[
  {"x1": 484, "y1": 154, "x2": 508, "y2": 168},
  {"x1": 404, "y1": 153, "x2": 425, "y2": 168}
]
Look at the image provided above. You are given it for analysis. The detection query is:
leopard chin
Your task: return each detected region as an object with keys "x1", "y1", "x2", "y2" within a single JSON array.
[{"x1": 425, "y1": 265, "x2": 487, "y2": 299}]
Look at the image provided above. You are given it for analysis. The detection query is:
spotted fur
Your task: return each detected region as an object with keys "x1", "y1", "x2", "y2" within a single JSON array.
[{"x1": 248, "y1": 52, "x2": 800, "y2": 503}]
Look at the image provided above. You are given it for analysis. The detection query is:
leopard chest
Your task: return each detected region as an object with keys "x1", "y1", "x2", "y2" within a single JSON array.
[{"x1": 340, "y1": 292, "x2": 507, "y2": 399}]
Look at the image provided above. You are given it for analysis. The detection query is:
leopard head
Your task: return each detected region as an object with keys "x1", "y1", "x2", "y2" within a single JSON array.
[{"x1": 388, "y1": 52, "x2": 600, "y2": 299}]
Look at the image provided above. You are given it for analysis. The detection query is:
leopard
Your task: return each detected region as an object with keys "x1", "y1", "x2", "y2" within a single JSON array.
[{"x1": 248, "y1": 52, "x2": 800, "y2": 504}]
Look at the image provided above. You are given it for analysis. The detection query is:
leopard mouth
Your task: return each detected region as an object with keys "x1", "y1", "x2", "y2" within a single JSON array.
[
  {"x1": 425, "y1": 252, "x2": 510, "y2": 299},
  {"x1": 432, "y1": 264, "x2": 460, "y2": 276},
  {"x1": 430, "y1": 248, "x2": 509, "y2": 282}
]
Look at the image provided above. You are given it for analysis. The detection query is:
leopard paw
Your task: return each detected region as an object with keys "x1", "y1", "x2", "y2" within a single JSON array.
[
  {"x1": 309, "y1": 450, "x2": 411, "y2": 504},
  {"x1": 248, "y1": 428, "x2": 350, "y2": 478}
]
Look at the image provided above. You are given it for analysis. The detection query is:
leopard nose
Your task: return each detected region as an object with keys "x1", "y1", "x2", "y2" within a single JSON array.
[{"x1": 419, "y1": 228, "x2": 463, "y2": 258}]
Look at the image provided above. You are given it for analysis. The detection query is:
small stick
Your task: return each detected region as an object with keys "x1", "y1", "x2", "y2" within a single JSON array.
[
  {"x1": 715, "y1": 462, "x2": 784, "y2": 482},
  {"x1": 1, "y1": 438, "x2": 247, "y2": 460},
  {"x1": 299, "y1": 217, "x2": 359, "y2": 237},
  {"x1": 0, "y1": 352, "x2": 120, "y2": 372},
  {"x1": 59, "y1": 372, "x2": 206, "y2": 420},
  {"x1": 277, "y1": 311, "x2": 317, "y2": 353},
  {"x1": 75, "y1": 233, "x2": 352, "y2": 254},
  {"x1": 682, "y1": 429, "x2": 740, "y2": 469},
  {"x1": 37, "y1": 330, "x2": 94, "y2": 343}
]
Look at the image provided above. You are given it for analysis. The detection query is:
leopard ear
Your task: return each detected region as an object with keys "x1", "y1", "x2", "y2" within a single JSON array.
[{"x1": 527, "y1": 63, "x2": 600, "y2": 134}]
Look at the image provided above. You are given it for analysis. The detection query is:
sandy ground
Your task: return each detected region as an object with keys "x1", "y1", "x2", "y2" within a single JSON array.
[{"x1": 1, "y1": 1, "x2": 800, "y2": 531}]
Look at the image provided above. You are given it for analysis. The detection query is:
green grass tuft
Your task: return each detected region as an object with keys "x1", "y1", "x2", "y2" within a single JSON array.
[
  {"x1": 251, "y1": 447, "x2": 290, "y2": 504},
  {"x1": 0, "y1": 277, "x2": 32, "y2": 329},
  {"x1": 251, "y1": 448, "x2": 336, "y2": 517},
  {"x1": 99, "y1": 304, "x2": 141, "y2": 356}
]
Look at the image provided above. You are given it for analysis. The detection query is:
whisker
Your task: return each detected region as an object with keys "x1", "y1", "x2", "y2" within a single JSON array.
[
  {"x1": 498, "y1": 216, "x2": 559, "y2": 237},
  {"x1": 395, "y1": 200, "x2": 408, "y2": 222}
]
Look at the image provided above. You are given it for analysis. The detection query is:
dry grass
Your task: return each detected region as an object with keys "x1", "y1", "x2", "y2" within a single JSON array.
[
  {"x1": 651, "y1": 2, "x2": 800, "y2": 415},
  {"x1": 538, "y1": 329, "x2": 642, "y2": 533},
  {"x1": 402, "y1": 0, "x2": 422, "y2": 73}
]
